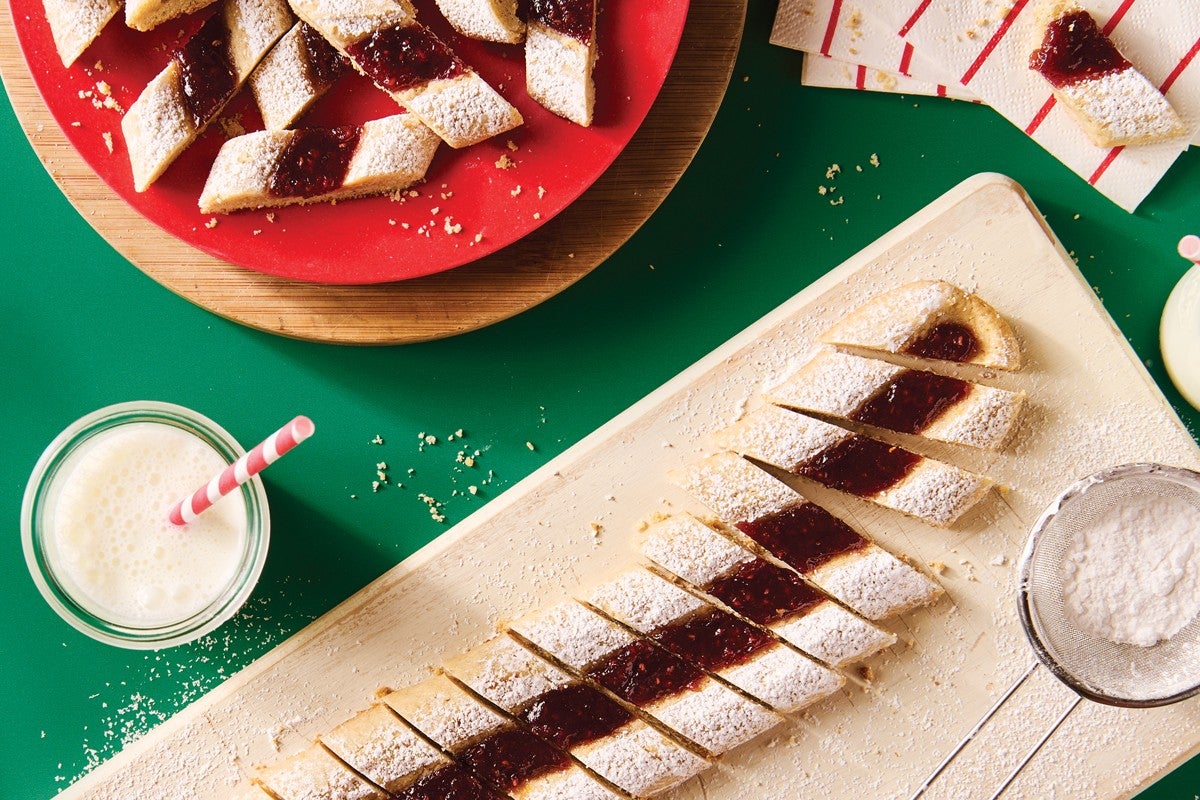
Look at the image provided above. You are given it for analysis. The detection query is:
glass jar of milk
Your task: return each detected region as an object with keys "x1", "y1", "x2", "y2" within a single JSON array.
[{"x1": 21, "y1": 402, "x2": 270, "y2": 648}]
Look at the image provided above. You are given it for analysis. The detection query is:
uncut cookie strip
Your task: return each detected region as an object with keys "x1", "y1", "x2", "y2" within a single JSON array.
[
  {"x1": 526, "y1": 0, "x2": 598, "y2": 126},
  {"x1": 713, "y1": 405, "x2": 994, "y2": 527},
  {"x1": 250, "y1": 21, "x2": 350, "y2": 129},
  {"x1": 641, "y1": 514, "x2": 896, "y2": 667},
  {"x1": 767, "y1": 349, "x2": 1026, "y2": 451},
  {"x1": 509, "y1": 601, "x2": 783, "y2": 757},
  {"x1": 41, "y1": 0, "x2": 119, "y2": 67},
  {"x1": 255, "y1": 742, "x2": 387, "y2": 800},
  {"x1": 121, "y1": 0, "x2": 293, "y2": 191},
  {"x1": 382, "y1": 675, "x2": 622, "y2": 800},
  {"x1": 821, "y1": 280, "x2": 1022, "y2": 370},
  {"x1": 675, "y1": 452, "x2": 943, "y2": 621},
  {"x1": 445, "y1": 636, "x2": 709, "y2": 797},
  {"x1": 585, "y1": 567, "x2": 844, "y2": 713},
  {"x1": 290, "y1": 0, "x2": 523, "y2": 147},
  {"x1": 199, "y1": 113, "x2": 440, "y2": 212}
]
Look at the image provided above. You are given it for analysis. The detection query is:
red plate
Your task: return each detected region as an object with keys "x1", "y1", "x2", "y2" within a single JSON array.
[{"x1": 10, "y1": 0, "x2": 689, "y2": 284}]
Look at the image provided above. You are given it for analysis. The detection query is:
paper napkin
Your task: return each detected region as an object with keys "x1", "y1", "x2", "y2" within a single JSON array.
[
  {"x1": 801, "y1": 55, "x2": 977, "y2": 101},
  {"x1": 887, "y1": 0, "x2": 1200, "y2": 210},
  {"x1": 771, "y1": 0, "x2": 959, "y2": 87}
]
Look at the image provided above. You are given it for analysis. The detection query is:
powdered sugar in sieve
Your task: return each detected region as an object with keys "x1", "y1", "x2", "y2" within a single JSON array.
[{"x1": 910, "y1": 463, "x2": 1200, "y2": 800}]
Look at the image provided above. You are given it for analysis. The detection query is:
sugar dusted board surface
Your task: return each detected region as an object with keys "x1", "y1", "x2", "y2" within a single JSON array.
[{"x1": 55, "y1": 174, "x2": 1200, "y2": 800}]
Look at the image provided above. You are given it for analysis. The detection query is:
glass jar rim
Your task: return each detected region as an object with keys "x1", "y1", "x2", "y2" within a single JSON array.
[{"x1": 21, "y1": 401, "x2": 270, "y2": 649}]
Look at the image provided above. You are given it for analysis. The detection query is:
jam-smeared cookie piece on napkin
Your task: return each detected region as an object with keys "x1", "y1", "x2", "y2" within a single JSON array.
[{"x1": 1029, "y1": 0, "x2": 1187, "y2": 148}]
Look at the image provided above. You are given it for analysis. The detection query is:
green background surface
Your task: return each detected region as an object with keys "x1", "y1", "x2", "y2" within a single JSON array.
[{"x1": 2, "y1": 3, "x2": 1199, "y2": 797}]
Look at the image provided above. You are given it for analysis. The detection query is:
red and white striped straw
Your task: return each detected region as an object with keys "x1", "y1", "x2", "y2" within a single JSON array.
[
  {"x1": 169, "y1": 415, "x2": 315, "y2": 526},
  {"x1": 1180, "y1": 235, "x2": 1200, "y2": 264}
]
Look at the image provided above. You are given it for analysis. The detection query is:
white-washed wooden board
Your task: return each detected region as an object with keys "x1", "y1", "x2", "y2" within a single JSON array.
[{"x1": 59, "y1": 173, "x2": 1200, "y2": 800}]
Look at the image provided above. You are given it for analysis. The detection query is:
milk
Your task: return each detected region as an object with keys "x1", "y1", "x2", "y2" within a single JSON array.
[{"x1": 45, "y1": 422, "x2": 249, "y2": 628}]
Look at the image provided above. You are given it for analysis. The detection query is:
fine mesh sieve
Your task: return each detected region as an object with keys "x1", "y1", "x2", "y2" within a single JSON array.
[
  {"x1": 1019, "y1": 462, "x2": 1200, "y2": 707},
  {"x1": 910, "y1": 463, "x2": 1200, "y2": 800}
]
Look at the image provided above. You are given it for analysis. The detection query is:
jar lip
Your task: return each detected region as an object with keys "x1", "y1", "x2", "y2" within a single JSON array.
[{"x1": 21, "y1": 402, "x2": 271, "y2": 650}]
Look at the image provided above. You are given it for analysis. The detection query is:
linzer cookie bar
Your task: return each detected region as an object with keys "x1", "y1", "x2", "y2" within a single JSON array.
[
  {"x1": 250, "y1": 22, "x2": 349, "y2": 129},
  {"x1": 434, "y1": 0, "x2": 525, "y2": 43},
  {"x1": 821, "y1": 281, "x2": 1022, "y2": 370},
  {"x1": 508, "y1": 601, "x2": 783, "y2": 757},
  {"x1": 255, "y1": 742, "x2": 387, "y2": 800},
  {"x1": 672, "y1": 454, "x2": 942, "y2": 621},
  {"x1": 1029, "y1": 0, "x2": 1187, "y2": 147},
  {"x1": 584, "y1": 567, "x2": 845, "y2": 713},
  {"x1": 41, "y1": 0, "x2": 119, "y2": 67},
  {"x1": 640, "y1": 514, "x2": 895, "y2": 666},
  {"x1": 317, "y1": 704, "x2": 448, "y2": 795},
  {"x1": 526, "y1": 0, "x2": 599, "y2": 125},
  {"x1": 290, "y1": 0, "x2": 523, "y2": 147},
  {"x1": 444, "y1": 636, "x2": 708, "y2": 797},
  {"x1": 198, "y1": 113, "x2": 440, "y2": 213},
  {"x1": 383, "y1": 675, "x2": 623, "y2": 800},
  {"x1": 713, "y1": 406, "x2": 994, "y2": 527},
  {"x1": 121, "y1": 0, "x2": 293, "y2": 191},
  {"x1": 767, "y1": 349, "x2": 1026, "y2": 451}
]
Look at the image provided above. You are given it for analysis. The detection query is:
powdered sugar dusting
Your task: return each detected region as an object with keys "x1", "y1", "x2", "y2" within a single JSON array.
[
  {"x1": 319, "y1": 705, "x2": 443, "y2": 792},
  {"x1": 714, "y1": 405, "x2": 848, "y2": 470},
  {"x1": 641, "y1": 514, "x2": 755, "y2": 586},
  {"x1": 645, "y1": 680, "x2": 781, "y2": 755},
  {"x1": 576, "y1": 723, "x2": 708, "y2": 797},
  {"x1": 445, "y1": 636, "x2": 571, "y2": 711},
  {"x1": 718, "y1": 646, "x2": 844, "y2": 713},
  {"x1": 671, "y1": 453, "x2": 797, "y2": 523},
  {"x1": 821, "y1": 281, "x2": 959, "y2": 352},
  {"x1": 382, "y1": 676, "x2": 507, "y2": 750},
  {"x1": 878, "y1": 460, "x2": 993, "y2": 527},
  {"x1": 1063, "y1": 491, "x2": 1200, "y2": 647},
  {"x1": 768, "y1": 349, "x2": 903, "y2": 418},
  {"x1": 771, "y1": 601, "x2": 896, "y2": 667},
  {"x1": 508, "y1": 601, "x2": 637, "y2": 671},
  {"x1": 814, "y1": 547, "x2": 943, "y2": 621},
  {"x1": 1060, "y1": 68, "x2": 1187, "y2": 146},
  {"x1": 586, "y1": 568, "x2": 706, "y2": 632}
]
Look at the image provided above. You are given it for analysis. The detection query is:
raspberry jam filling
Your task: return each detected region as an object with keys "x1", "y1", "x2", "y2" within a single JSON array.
[
  {"x1": 267, "y1": 126, "x2": 361, "y2": 198},
  {"x1": 530, "y1": 0, "x2": 595, "y2": 44},
  {"x1": 903, "y1": 321, "x2": 980, "y2": 362},
  {"x1": 175, "y1": 14, "x2": 236, "y2": 128},
  {"x1": 588, "y1": 638, "x2": 705, "y2": 706},
  {"x1": 300, "y1": 22, "x2": 348, "y2": 86},
  {"x1": 396, "y1": 764, "x2": 507, "y2": 800},
  {"x1": 1029, "y1": 10, "x2": 1131, "y2": 88},
  {"x1": 458, "y1": 728, "x2": 571, "y2": 791},
  {"x1": 651, "y1": 608, "x2": 775, "y2": 672},
  {"x1": 704, "y1": 558, "x2": 824, "y2": 626},
  {"x1": 796, "y1": 435, "x2": 923, "y2": 497},
  {"x1": 346, "y1": 24, "x2": 467, "y2": 93},
  {"x1": 853, "y1": 369, "x2": 972, "y2": 435},
  {"x1": 736, "y1": 503, "x2": 869, "y2": 574},
  {"x1": 518, "y1": 683, "x2": 633, "y2": 750}
]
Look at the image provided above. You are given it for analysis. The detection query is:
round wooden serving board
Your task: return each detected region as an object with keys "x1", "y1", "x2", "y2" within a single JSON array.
[{"x1": 0, "y1": 0, "x2": 745, "y2": 345}]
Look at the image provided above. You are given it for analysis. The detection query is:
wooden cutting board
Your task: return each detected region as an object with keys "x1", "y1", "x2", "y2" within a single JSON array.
[
  {"x1": 55, "y1": 174, "x2": 1200, "y2": 800},
  {"x1": 0, "y1": 0, "x2": 743, "y2": 345}
]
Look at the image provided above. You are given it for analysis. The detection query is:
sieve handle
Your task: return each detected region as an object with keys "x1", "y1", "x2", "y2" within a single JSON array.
[
  {"x1": 988, "y1": 694, "x2": 1083, "y2": 800},
  {"x1": 907, "y1": 661, "x2": 1040, "y2": 800}
]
